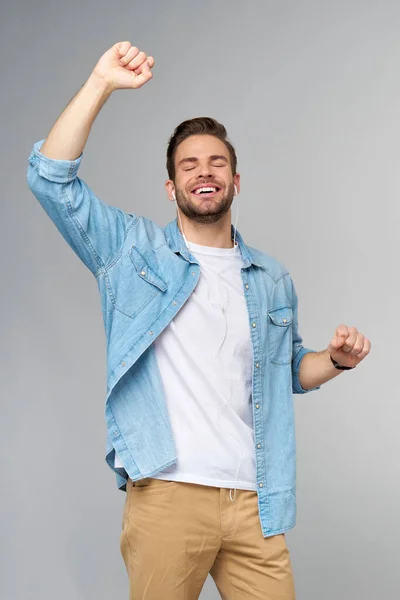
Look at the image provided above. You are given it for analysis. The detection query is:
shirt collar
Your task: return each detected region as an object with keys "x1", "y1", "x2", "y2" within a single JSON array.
[{"x1": 164, "y1": 218, "x2": 263, "y2": 268}]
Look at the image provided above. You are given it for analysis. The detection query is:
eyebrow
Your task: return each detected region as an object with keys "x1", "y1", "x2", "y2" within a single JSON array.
[{"x1": 178, "y1": 155, "x2": 229, "y2": 167}]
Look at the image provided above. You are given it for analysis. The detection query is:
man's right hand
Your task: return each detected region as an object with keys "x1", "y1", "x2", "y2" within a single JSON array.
[
  {"x1": 92, "y1": 41, "x2": 155, "y2": 91},
  {"x1": 38, "y1": 41, "x2": 154, "y2": 161}
]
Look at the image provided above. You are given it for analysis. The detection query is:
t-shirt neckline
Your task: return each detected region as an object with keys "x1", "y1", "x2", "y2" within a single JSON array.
[{"x1": 185, "y1": 238, "x2": 239, "y2": 257}]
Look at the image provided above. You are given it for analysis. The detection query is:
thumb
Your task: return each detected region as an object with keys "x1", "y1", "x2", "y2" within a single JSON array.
[
  {"x1": 328, "y1": 332, "x2": 344, "y2": 354},
  {"x1": 132, "y1": 60, "x2": 153, "y2": 88}
]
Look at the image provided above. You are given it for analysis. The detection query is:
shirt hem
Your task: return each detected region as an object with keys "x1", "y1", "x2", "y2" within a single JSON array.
[{"x1": 152, "y1": 472, "x2": 257, "y2": 491}]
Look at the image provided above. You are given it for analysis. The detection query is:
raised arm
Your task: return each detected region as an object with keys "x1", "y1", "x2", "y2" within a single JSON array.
[
  {"x1": 40, "y1": 41, "x2": 154, "y2": 160},
  {"x1": 27, "y1": 42, "x2": 154, "y2": 274}
]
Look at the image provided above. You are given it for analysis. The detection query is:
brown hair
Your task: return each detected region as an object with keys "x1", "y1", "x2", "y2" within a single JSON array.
[{"x1": 166, "y1": 117, "x2": 237, "y2": 181}]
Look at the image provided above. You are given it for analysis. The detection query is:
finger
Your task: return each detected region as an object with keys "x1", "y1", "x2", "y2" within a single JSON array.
[
  {"x1": 342, "y1": 327, "x2": 359, "y2": 352},
  {"x1": 115, "y1": 41, "x2": 132, "y2": 59},
  {"x1": 134, "y1": 56, "x2": 154, "y2": 76},
  {"x1": 357, "y1": 338, "x2": 371, "y2": 360},
  {"x1": 125, "y1": 50, "x2": 147, "y2": 71},
  {"x1": 328, "y1": 325, "x2": 348, "y2": 352},
  {"x1": 328, "y1": 336, "x2": 341, "y2": 353},
  {"x1": 120, "y1": 46, "x2": 140, "y2": 66},
  {"x1": 335, "y1": 324, "x2": 349, "y2": 339},
  {"x1": 132, "y1": 61, "x2": 153, "y2": 88},
  {"x1": 350, "y1": 334, "x2": 365, "y2": 356}
]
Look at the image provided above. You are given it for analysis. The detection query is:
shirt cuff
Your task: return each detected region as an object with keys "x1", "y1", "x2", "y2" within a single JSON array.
[
  {"x1": 28, "y1": 139, "x2": 83, "y2": 183},
  {"x1": 292, "y1": 347, "x2": 321, "y2": 394}
]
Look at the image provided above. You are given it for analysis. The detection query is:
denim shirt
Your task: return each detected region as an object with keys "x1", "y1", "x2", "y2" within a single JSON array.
[{"x1": 27, "y1": 140, "x2": 319, "y2": 537}]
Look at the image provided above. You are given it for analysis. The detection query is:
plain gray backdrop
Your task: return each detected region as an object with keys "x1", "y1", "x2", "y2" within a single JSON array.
[{"x1": 1, "y1": 1, "x2": 399, "y2": 598}]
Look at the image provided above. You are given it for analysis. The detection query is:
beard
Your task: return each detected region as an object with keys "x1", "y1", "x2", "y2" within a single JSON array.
[{"x1": 175, "y1": 181, "x2": 235, "y2": 224}]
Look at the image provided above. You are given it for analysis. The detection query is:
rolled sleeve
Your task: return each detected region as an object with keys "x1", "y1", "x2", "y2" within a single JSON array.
[
  {"x1": 27, "y1": 139, "x2": 135, "y2": 274},
  {"x1": 288, "y1": 275, "x2": 320, "y2": 394},
  {"x1": 292, "y1": 347, "x2": 320, "y2": 394},
  {"x1": 29, "y1": 139, "x2": 83, "y2": 183}
]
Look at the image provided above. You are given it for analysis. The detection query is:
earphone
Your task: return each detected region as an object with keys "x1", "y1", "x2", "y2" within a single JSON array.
[{"x1": 172, "y1": 190, "x2": 176, "y2": 201}]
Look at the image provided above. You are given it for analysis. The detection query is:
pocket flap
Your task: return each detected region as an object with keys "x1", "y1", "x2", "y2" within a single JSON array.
[
  {"x1": 268, "y1": 306, "x2": 293, "y2": 326},
  {"x1": 129, "y1": 246, "x2": 167, "y2": 292}
]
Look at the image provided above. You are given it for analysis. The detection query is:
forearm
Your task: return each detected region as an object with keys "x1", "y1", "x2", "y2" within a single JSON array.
[
  {"x1": 40, "y1": 73, "x2": 113, "y2": 161},
  {"x1": 299, "y1": 349, "x2": 344, "y2": 391}
]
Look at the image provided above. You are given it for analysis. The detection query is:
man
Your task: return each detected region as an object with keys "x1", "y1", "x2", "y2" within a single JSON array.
[{"x1": 27, "y1": 41, "x2": 371, "y2": 600}]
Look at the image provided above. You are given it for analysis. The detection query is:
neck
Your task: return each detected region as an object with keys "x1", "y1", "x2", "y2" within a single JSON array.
[{"x1": 177, "y1": 209, "x2": 234, "y2": 248}]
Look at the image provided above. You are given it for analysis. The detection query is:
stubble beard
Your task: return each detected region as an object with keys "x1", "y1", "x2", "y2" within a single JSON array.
[{"x1": 175, "y1": 182, "x2": 235, "y2": 225}]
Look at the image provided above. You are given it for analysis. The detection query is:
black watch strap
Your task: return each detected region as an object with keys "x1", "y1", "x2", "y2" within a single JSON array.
[{"x1": 330, "y1": 355, "x2": 355, "y2": 371}]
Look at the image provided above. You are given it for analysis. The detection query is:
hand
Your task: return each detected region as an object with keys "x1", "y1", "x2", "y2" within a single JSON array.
[
  {"x1": 327, "y1": 325, "x2": 371, "y2": 369},
  {"x1": 92, "y1": 41, "x2": 154, "y2": 91}
]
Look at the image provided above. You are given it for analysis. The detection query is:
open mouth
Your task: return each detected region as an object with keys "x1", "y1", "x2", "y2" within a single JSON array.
[{"x1": 190, "y1": 185, "x2": 221, "y2": 199}]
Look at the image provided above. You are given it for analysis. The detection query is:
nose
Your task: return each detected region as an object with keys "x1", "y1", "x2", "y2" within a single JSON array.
[{"x1": 196, "y1": 162, "x2": 213, "y2": 179}]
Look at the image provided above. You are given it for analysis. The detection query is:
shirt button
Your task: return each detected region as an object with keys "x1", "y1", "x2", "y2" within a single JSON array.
[
  {"x1": 255, "y1": 404, "x2": 260, "y2": 409},
  {"x1": 283, "y1": 318, "x2": 287, "y2": 323},
  {"x1": 252, "y1": 322, "x2": 256, "y2": 328},
  {"x1": 113, "y1": 430, "x2": 118, "y2": 437},
  {"x1": 149, "y1": 331, "x2": 154, "y2": 335},
  {"x1": 255, "y1": 363, "x2": 260, "y2": 368},
  {"x1": 259, "y1": 482, "x2": 263, "y2": 488},
  {"x1": 245, "y1": 284, "x2": 249, "y2": 290},
  {"x1": 257, "y1": 443, "x2": 261, "y2": 449},
  {"x1": 191, "y1": 272, "x2": 196, "y2": 276},
  {"x1": 172, "y1": 301, "x2": 177, "y2": 306},
  {"x1": 140, "y1": 270, "x2": 146, "y2": 276},
  {"x1": 121, "y1": 361, "x2": 126, "y2": 367}
]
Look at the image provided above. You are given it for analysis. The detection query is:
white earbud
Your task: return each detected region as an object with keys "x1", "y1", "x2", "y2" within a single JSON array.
[
  {"x1": 234, "y1": 184, "x2": 238, "y2": 196},
  {"x1": 172, "y1": 190, "x2": 176, "y2": 201}
]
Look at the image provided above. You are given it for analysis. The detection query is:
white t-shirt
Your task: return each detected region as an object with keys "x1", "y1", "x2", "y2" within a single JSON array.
[{"x1": 152, "y1": 239, "x2": 256, "y2": 491}]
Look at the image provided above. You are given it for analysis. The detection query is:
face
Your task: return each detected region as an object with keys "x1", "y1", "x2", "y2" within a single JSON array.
[{"x1": 166, "y1": 135, "x2": 240, "y2": 224}]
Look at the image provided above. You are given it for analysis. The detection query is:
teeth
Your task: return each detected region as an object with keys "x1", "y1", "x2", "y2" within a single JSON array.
[{"x1": 194, "y1": 187, "x2": 217, "y2": 194}]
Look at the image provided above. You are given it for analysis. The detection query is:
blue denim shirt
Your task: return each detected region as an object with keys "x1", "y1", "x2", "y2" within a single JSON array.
[{"x1": 27, "y1": 140, "x2": 319, "y2": 537}]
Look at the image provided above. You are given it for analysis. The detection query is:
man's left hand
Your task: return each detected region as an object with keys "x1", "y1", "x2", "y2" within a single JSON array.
[{"x1": 327, "y1": 325, "x2": 371, "y2": 369}]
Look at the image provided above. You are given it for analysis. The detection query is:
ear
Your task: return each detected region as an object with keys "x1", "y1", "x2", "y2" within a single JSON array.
[
  {"x1": 165, "y1": 180, "x2": 176, "y2": 202},
  {"x1": 233, "y1": 173, "x2": 241, "y2": 195}
]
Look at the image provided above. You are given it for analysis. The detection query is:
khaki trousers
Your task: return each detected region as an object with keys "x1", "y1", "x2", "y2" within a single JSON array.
[{"x1": 120, "y1": 478, "x2": 296, "y2": 600}]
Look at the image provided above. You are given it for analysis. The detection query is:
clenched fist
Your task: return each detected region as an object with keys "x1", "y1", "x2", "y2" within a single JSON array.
[
  {"x1": 327, "y1": 325, "x2": 371, "y2": 369},
  {"x1": 92, "y1": 41, "x2": 155, "y2": 91}
]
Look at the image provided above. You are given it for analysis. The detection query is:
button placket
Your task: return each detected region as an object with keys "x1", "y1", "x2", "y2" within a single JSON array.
[{"x1": 241, "y1": 269, "x2": 264, "y2": 496}]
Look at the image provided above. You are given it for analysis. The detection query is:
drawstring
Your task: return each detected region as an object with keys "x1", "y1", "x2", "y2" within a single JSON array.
[{"x1": 215, "y1": 397, "x2": 245, "y2": 503}]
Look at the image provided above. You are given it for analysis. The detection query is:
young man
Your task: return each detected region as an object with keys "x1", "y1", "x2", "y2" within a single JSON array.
[{"x1": 27, "y1": 41, "x2": 371, "y2": 600}]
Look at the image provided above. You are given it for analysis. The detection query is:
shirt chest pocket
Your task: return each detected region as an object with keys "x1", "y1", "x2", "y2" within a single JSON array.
[
  {"x1": 267, "y1": 306, "x2": 293, "y2": 365},
  {"x1": 112, "y1": 245, "x2": 168, "y2": 319}
]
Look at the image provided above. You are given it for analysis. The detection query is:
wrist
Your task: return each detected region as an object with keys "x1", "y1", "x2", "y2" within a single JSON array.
[
  {"x1": 87, "y1": 71, "x2": 114, "y2": 99},
  {"x1": 330, "y1": 355, "x2": 355, "y2": 371}
]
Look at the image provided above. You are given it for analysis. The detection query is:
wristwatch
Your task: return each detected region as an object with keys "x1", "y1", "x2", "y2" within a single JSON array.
[{"x1": 330, "y1": 355, "x2": 355, "y2": 371}]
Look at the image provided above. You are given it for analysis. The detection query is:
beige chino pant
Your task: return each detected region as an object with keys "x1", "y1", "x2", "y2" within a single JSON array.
[{"x1": 120, "y1": 478, "x2": 296, "y2": 600}]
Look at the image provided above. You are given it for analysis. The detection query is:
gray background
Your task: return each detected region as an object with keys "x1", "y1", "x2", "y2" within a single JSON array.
[{"x1": 1, "y1": 0, "x2": 398, "y2": 598}]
